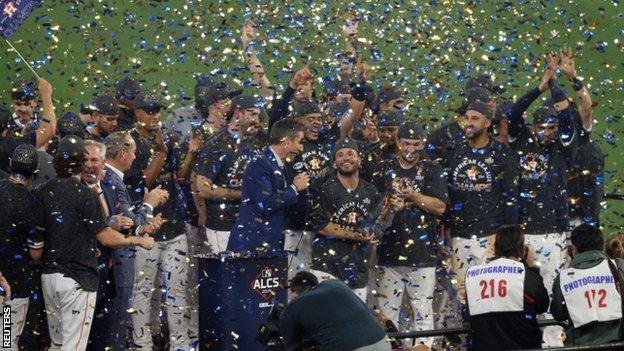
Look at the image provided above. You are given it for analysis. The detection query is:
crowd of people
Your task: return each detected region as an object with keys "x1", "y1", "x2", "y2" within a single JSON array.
[{"x1": 0, "y1": 14, "x2": 621, "y2": 351}]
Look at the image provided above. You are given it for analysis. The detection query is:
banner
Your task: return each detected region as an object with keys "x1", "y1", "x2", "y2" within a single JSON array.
[{"x1": 1, "y1": 0, "x2": 40, "y2": 39}]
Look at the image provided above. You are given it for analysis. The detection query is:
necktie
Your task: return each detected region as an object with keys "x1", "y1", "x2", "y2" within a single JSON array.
[{"x1": 92, "y1": 183, "x2": 110, "y2": 220}]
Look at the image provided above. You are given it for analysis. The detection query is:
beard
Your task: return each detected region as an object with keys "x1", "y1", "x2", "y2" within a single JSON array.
[{"x1": 337, "y1": 165, "x2": 358, "y2": 176}]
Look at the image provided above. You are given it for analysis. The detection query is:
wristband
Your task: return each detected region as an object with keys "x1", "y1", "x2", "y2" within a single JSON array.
[{"x1": 570, "y1": 77, "x2": 584, "y2": 92}]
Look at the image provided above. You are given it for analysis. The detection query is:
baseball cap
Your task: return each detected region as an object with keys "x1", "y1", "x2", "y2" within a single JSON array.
[
  {"x1": 231, "y1": 94, "x2": 261, "y2": 111},
  {"x1": 289, "y1": 101, "x2": 321, "y2": 119},
  {"x1": 11, "y1": 79, "x2": 37, "y2": 101},
  {"x1": 377, "y1": 110, "x2": 403, "y2": 127},
  {"x1": 115, "y1": 77, "x2": 141, "y2": 102},
  {"x1": 91, "y1": 94, "x2": 120, "y2": 116},
  {"x1": 58, "y1": 135, "x2": 85, "y2": 158},
  {"x1": 532, "y1": 106, "x2": 558, "y2": 126},
  {"x1": 195, "y1": 83, "x2": 242, "y2": 110},
  {"x1": 465, "y1": 87, "x2": 492, "y2": 104},
  {"x1": 397, "y1": 121, "x2": 426, "y2": 140},
  {"x1": 58, "y1": 111, "x2": 86, "y2": 137},
  {"x1": 465, "y1": 74, "x2": 505, "y2": 94},
  {"x1": 332, "y1": 138, "x2": 359, "y2": 158},
  {"x1": 0, "y1": 105, "x2": 11, "y2": 131},
  {"x1": 466, "y1": 101, "x2": 492, "y2": 119},
  {"x1": 10, "y1": 143, "x2": 38, "y2": 177},
  {"x1": 377, "y1": 86, "x2": 403, "y2": 104},
  {"x1": 133, "y1": 92, "x2": 163, "y2": 114}
]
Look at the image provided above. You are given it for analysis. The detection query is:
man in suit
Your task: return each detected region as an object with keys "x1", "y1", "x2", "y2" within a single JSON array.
[
  {"x1": 102, "y1": 131, "x2": 168, "y2": 348},
  {"x1": 81, "y1": 139, "x2": 164, "y2": 350},
  {"x1": 228, "y1": 118, "x2": 309, "y2": 256}
]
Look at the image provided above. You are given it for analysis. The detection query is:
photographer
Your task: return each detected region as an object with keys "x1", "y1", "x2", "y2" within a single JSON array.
[
  {"x1": 465, "y1": 225, "x2": 549, "y2": 351},
  {"x1": 279, "y1": 271, "x2": 391, "y2": 351}
]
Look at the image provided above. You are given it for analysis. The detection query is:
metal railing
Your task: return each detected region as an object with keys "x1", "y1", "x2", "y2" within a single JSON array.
[{"x1": 387, "y1": 319, "x2": 624, "y2": 351}]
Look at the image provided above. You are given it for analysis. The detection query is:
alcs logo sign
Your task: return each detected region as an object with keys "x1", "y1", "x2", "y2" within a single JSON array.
[{"x1": 251, "y1": 267, "x2": 281, "y2": 302}]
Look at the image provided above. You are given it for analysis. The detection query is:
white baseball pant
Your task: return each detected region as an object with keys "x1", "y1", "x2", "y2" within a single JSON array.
[
  {"x1": 1, "y1": 297, "x2": 29, "y2": 351},
  {"x1": 42, "y1": 273, "x2": 96, "y2": 351},
  {"x1": 283, "y1": 230, "x2": 314, "y2": 280},
  {"x1": 131, "y1": 234, "x2": 190, "y2": 351},
  {"x1": 525, "y1": 232, "x2": 568, "y2": 348},
  {"x1": 374, "y1": 266, "x2": 437, "y2": 348}
]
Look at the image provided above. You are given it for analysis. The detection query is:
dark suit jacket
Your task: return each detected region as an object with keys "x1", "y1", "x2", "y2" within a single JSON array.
[
  {"x1": 228, "y1": 147, "x2": 298, "y2": 254},
  {"x1": 102, "y1": 165, "x2": 152, "y2": 226}
]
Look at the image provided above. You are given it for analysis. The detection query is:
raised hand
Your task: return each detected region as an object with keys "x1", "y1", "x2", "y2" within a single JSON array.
[
  {"x1": 558, "y1": 46, "x2": 577, "y2": 78},
  {"x1": 538, "y1": 53, "x2": 558, "y2": 92}
]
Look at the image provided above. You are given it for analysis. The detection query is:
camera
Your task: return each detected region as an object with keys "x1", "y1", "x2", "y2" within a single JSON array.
[{"x1": 257, "y1": 303, "x2": 285, "y2": 350}]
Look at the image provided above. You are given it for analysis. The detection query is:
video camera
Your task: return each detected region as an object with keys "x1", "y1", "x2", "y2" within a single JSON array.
[{"x1": 257, "y1": 303, "x2": 285, "y2": 350}]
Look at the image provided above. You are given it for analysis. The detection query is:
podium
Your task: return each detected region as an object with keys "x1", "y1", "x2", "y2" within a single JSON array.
[{"x1": 197, "y1": 255, "x2": 288, "y2": 350}]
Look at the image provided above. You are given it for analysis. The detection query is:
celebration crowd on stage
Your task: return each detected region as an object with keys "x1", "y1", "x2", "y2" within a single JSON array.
[{"x1": 0, "y1": 14, "x2": 622, "y2": 351}]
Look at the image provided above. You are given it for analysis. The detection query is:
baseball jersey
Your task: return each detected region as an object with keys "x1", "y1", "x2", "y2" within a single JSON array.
[
  {"x1": 311, "y1": 175, "x2": 380, "y2": 289},
  {"x1": 511, "y1": 126, "x2": 576, "y2": 234},
  {"x1": 371, "y1": 158, "x2": 448, "y2": 267},
  {"x1": 35, "y1": 178, "x2": 108, "y2": 291},
  {"x1": 125, "y1": 129, "x2": 187, "y2": 242},
  {"x1": 194, "y1": 132, "x2": 260, "y2": 231},
  {"x1": 0, "y1": 180, "x2": 45, "y2": 298},
  {"x1": 445, "y1": 139, "x2": 518, "y2": 238}
]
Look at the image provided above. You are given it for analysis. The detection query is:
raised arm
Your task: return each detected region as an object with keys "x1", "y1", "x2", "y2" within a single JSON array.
[
  {"x1": 508, "y1": 54, "x2": 557, "y2": 140},
  {"x1": 242, "y1": 20, "x2": 275, "y2": 103},
  {"x1": 35, "y1": 78, "x2": 57, "y2": 149},
  {"x1": 559, "y1": 46, "x2": 593, "y2": 131}
]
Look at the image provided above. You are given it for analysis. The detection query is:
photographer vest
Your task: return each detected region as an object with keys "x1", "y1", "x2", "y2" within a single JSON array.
[
  {"x1": 466, "y1": 258, "x2": 525, "y2": 316},
  {"x1": 559, "y1": 259, "x2": 622, "y2": 328}
]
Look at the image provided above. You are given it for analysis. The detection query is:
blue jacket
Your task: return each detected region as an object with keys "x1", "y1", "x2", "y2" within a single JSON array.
[{"x1": 228, "y1": 147, "x2": 299, "y2": 254}]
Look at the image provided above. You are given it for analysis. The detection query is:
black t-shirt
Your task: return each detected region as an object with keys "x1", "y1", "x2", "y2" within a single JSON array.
[
  {"x1": 284, "y1": 137, "x2": 334, "y2": 231},
  {"x1": 511, "y1": 127, "x2": 575, "y2": 233},
  {"x1": 194, "y1": 132, "x2": 260, "y2": 231},
  {"x1": 371, "y1": 158, "x2": 448, "y2": 267},
  {"x1": 125, "y1": 129, "x2": 188, "y2": 241},
  {"x1": 311, "y1": 175, "x2": 380, "y2": 289},
  {"x1": 34, "y1": 177, "x2": 107, "y2": 292},
  {"x1": 445, "y1": 139, "x2": 518, "y2": 238},
  {"x1": 279, "y1": 280, "x2": 387, "y2": 351},
  {"x1": 0, "y1": 180, "x2": 45, "y2": 298},
  {"x1": 469, "y1": 262, "x2": 549, "y2": 351},
  {"x1": 0, "y1": 132, "x2": 37, "y2": 172}
]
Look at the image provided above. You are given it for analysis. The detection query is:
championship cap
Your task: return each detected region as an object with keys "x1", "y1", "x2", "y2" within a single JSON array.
[
  {"x1": 465, "y1": 101, "x2": 492, "y2": 119},
  {"x1": 91, "y1": 94, "x2": 120, "y2": 116},
  {"x1": 58, "y1": 111, "x2": 86, "y2": 137},
  {"x1": 289, "y1": 101, "x2": 321, "y2": 119},
  {"x1": 332, "y1": 138, "x2": 359, "y2": 158},
  {"x1": 532, "y1": 106, "x2": 558, "y2": 126},
  {"x1": 397, "y1": 120, "x2": 426, "y2": 140},
  {"x1": 58, "y1": 135, "x2": 85, "y2": 158},
  {"x1": 10, "y1": 143, "x2": 38, "y2": 177}
]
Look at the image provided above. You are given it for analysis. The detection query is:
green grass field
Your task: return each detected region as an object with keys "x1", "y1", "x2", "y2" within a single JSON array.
[{"x1": 2, "y1": 0, "x2": 623, "y2": 228}]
